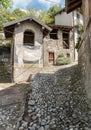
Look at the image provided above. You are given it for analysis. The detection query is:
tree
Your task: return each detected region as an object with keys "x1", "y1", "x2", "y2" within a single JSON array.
[
  {"x1": 46, "y1": 5, "x2": 61, "y2": 24},
  {"x1": 26, "y1": 5, "x2": 61, "y2": 24},
  {"x1": 26, "y1": 7, "x2": 47, "y2": 23},
  {"x1": 0, "y1": 8, "x2": 12, "y2": 30},
  {"x1": 0, "y1": 0, "x2": 12, "y2": 9},
  {"x1": 75, "y1": 24, "x2": 84, "y2": 49},
  {"x1": 0, "y1": 0, "x2": 13, "y2": 30},
  {"x1": 27, "y1": 8, "x2": 38, "y2": 18},
  {"x1": 37, "y1": 11, "x2": 48, "y2": 23},
  {"x1": 0, "y1": 8, "x2": 27, "y2": 30},
  {"x1": 0, "y1": 5, "x2": 62, "y2": 31},
  {"x1": 12, "y1": 8, "x2": 27, "y2": 20}
]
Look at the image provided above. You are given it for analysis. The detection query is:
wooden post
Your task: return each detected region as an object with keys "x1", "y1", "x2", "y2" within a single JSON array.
[{"x1": 88, "y1": 0, "x2": 91, "y2": 16}]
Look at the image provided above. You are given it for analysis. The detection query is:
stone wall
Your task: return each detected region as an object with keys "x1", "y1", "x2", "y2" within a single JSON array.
[
  {"x1": 78, "y1": 17, "x2": 91, "y2": 108},
  {"x1": 43, "y1": 29, "x2": 74, "y2": 66},
  {"x1": 14, "y1": 21, "x2": 43, "y2": 45},
  {"x1": 13, "y1": 21, "x2": 44, "y2": 82},
  {"x1": 82, "y1": 0, "x2": 89, "y2": 28},
  {"x1": 0, "y1": 61, "x2": 11, "y2": 83}
]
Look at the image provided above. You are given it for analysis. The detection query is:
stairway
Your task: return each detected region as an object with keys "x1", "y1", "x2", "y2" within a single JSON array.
[{"x1": 18, "y1": 64, "x2": 91, "y2": 130}]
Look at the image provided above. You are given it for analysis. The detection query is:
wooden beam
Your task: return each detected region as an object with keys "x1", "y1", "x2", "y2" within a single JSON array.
[
  {"x1": 68, "y1": 1, "x2": 81, "y2": 7},
  {"x1": 66, "y1": 0, "x2": 82, "y2": 13},
  {"x1": 17, "y1": 22, "x2": 20, "y2": 26},
  {"x1": 67, "y1": 0, "x2": 77, "y2": 6}
]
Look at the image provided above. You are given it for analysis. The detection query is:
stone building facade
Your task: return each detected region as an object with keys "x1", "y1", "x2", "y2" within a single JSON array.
[
  {"x1": 3, "y1": 17, "x2": 51, "y2": 82},
  {"x1": 3, "y1": 15, "x2": 75, "y2": 82},
  {"x1": 55, "y1": 8, "x2": 83, "y2": 61},
  {"x1": 78, "y1": 0, "x2": 91, "y2": 108},
  {"x1": 44, "y1": 25, "x2": 74, "y2": 66},
  {"x1": 65, "y1": 0, "x2": 91, "y2": 108}
]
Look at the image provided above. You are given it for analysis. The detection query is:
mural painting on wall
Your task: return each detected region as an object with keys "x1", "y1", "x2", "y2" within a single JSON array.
[{"x1": 15, "y1": 42, "x2": 42, "y2": 67}]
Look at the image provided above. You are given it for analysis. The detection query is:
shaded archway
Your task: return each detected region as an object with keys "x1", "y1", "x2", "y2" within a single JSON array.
[{"x1": 23, "y1": 30, "x2": 34, "y2": 46}]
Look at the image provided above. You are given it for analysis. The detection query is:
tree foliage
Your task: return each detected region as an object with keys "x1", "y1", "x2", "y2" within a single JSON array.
[
  {"x1": 0, "y1": 8, "x2": 27, "y2": 30},
  {"x1": 26, "y1": 5, "x2": 61, "y2": 24},
  {"x1": 0, "y1": 8, "x2": 12, "y2": 30},
  {"x1": 0, "y1": 5, "x2": 62, "y2": 30},
  {"x1": 75, "y1": 24, "x2": 84, "y2": 49},
  {"x1": 0, "y1": 0, "x2": 12, "y2": 8},
  {"x1": 11, "y1": 8, "x2": 26, "y2": 20},
  {"x1": 46, "y1": 5, "x2": 61, "y2": 24}
]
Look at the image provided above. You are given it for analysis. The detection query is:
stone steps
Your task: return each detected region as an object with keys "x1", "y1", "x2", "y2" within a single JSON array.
[{"x1": 18, "y1": 64, "x2": 91, "y2": 130}]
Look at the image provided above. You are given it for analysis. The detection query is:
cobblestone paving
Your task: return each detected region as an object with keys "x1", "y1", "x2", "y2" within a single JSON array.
[
  {"x1": 18, "y1": 65, "x2": 91, "y2": 130},
  {"x1": 0, "y1": 64, "x2": 91, "y2": 130}
]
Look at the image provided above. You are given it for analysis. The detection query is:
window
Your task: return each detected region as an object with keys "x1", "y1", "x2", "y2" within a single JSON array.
[
  {"x1": 77, "y1": 13, "x2": 80, "y2": 20},
  {"x1": 50, "y1": 29, "x2": 58, "y2": 40},
  {"x1": 63, "y1": 31, "x2": 69, "y2": 49},
  {"x1": 67, "y1": 53, "x2": 70, "y2": 58},
  {"x1": 23, "y1": 30, "x2": 34, "y2": 46}
]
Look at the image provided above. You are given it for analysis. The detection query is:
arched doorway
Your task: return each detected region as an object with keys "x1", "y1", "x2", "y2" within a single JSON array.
[{"x1": 23, "y1": 30, "x2": 34, "y2": 46}]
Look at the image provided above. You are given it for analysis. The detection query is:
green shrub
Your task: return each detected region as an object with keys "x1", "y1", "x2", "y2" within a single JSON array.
[
  {"x1": 75, "y1": 36, "x2": 81, "y2": 49},
  {"x1": 57, "y1": 53, "x2": 64, "y2": 58},
  {"x1": 0, "y1": 42, "x2": 11, "y2": 48},
  {"x1": 0, "y1": 35, "x2": 5, "y2": 40},
  {"x1": 56, "y1": 57, "x2": 71, "y2": 65}
]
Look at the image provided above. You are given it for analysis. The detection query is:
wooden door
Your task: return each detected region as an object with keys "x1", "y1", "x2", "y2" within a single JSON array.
[{"x1": 48, "y1": 52, "x2": 54, "y2": 65}]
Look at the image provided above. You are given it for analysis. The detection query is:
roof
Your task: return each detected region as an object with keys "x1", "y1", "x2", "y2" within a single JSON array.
[
  {"x1": 65, "y1": 0, "x2": 82, "y2": 13},
  {"x1": 3, "y1": 16, "x2": 52, "y2": 38},
  {"x1": 54, "y1": 8, "x2": 65, "y2": 16},
  {"x1": 49, "y1": 24, "x2": 73, "y2": 31}
]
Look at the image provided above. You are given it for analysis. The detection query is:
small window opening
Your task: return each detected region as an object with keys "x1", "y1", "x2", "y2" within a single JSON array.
[
  {"x1": 77, "y1": 13, "x2": 80, "y2": 20},
  {"x1": 50, "y1": 29, "x2": 58, "y2": 40},
  {"x1": 67, "y1": 53, "x2": 70, "y2": 58},
  {"x1": 23, "y1": 30, "x2": 34, "y2": 46},
  {"x1": 63, "y1": 31, "x2": 69, "y2": 49}
]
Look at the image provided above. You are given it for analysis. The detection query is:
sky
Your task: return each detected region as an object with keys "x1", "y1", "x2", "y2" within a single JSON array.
[{"x1": 12, "y1": 0, "x2": 65, "y2": 10}]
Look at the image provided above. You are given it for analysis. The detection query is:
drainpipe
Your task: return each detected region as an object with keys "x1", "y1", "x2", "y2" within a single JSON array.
[
  {"x1": 72, "y1": 11, "x2": 75, "y2": 61},
  {"x1": 11, "y1": 35, "x2": 14, "y2": 83}
]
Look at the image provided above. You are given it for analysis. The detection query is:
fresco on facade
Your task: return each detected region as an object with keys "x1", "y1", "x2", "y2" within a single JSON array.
[{"x1": 15, "y1": 42, "x2": 42, "y2": 67}]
